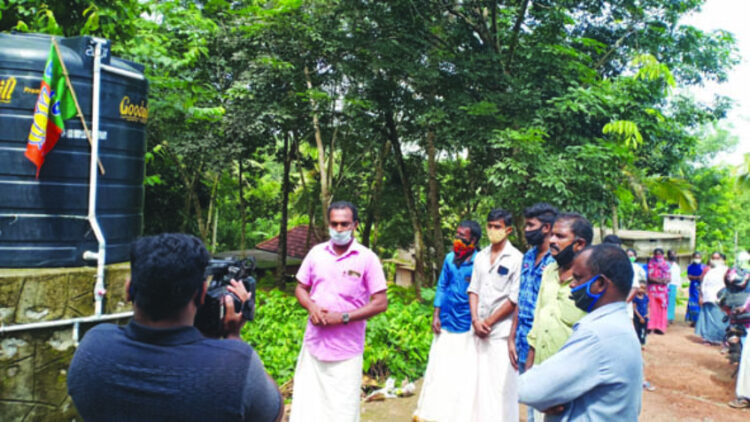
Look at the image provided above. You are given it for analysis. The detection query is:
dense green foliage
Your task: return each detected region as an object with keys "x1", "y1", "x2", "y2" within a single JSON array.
[
  {"x1": 242, "y1": 286, "x2": 434, "y2": 384},
  {"x1": 4, "y1": 0, "x2": 747, "y2": 271}
]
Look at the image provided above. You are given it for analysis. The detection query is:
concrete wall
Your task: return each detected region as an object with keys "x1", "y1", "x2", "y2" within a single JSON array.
[
  {"x1": 662, "y1": 214, "x2": 698, "y2": 252},
  {"x1": 0, "y1": 264, "x2": 131, "y2": 421}
]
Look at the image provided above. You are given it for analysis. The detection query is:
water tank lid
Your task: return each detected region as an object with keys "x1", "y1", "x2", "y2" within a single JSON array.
[{"x1": 0, "y1": 33, "x2": 145, "y2": 80}]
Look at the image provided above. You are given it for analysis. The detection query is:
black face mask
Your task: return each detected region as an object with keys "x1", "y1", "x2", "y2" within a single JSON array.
[
  {"x1": 553, "y1": 242, "x2": 576, "y2": 267},
  {"x1": 525, "y1": 228, "x2": 545, "y2": 246}
]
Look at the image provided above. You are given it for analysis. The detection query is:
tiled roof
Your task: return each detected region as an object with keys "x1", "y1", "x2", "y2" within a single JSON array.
[{"x1": 255, "y1": 225, "x2": 324, "y2": 259}]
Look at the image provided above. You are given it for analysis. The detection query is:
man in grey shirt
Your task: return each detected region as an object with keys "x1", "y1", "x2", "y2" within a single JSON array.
[{"x1": 519, "y1": 243, "x2": 642, "y2": 421}]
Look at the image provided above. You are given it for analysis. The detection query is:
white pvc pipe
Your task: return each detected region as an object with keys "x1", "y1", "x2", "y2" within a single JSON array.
[
  {"x1": 0, "y1": 213, "x2": 88, "y2": 220},
  {"x1": 0, "y1": 311, "x2": 133, "y2": 335},
  {"x1": 87, "y1": 40, "x2": 107, "y2": 316}
]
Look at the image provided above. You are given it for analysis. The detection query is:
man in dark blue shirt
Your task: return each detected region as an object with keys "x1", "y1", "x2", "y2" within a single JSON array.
[
  {"x1": 67, "y1": 234, "x2": 282, "y2": 422},
  {"x1": 414, "y1": 220, "x2": 481, "y2": 421}
]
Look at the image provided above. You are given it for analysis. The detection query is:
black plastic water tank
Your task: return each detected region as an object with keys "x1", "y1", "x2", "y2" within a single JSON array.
[{"x1": 0, "y1": 33, "x2": 148, "y2": 267}]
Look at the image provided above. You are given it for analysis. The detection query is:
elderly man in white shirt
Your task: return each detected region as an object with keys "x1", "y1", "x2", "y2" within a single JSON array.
[{"x1": 465, "y1": 208, "x2": 523, "y2": 422}]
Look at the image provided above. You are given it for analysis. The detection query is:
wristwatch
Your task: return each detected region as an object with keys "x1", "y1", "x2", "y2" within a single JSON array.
[{"x1": 342, "y1": 312, "x2": 350, "y2": 325}]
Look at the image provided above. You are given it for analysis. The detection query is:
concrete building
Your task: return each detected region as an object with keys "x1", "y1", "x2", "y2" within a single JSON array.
[{"x1": 596, "y1": 214, "x2": 698, "y2": 270}]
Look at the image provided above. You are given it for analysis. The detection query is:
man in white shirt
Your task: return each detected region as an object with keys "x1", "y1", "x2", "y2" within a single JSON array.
[{"x1": 466, "y1": 208, "x2": 523, "y2": 421}]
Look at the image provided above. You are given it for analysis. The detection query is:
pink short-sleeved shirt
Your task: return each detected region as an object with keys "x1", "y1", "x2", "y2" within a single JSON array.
[{"x1": 296, "y1": 240, "x2": 387, "y2": 361}]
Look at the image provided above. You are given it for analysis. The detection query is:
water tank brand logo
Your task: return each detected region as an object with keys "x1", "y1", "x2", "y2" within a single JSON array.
[
  {"x1": 0, "y1": 76, "x2": 17, "y2": 103},
  {"x1": 119, "y1": 96, "x2": 148, "y2": 124}
]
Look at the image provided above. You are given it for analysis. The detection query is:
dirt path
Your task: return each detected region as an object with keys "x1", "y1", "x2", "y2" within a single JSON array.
[{"x1": 361, "y1": 311, "x2": 748, "y2": 421}]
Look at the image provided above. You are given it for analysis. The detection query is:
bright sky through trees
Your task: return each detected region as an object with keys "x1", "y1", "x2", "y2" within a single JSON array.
[{"x1": 684, "y1": 0, "x2": 750, "y2": 166}]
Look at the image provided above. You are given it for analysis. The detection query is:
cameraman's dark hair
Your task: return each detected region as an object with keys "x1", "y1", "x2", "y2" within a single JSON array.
[
  {"x1": 557, "y1": 212, "x2": 593, "y2": 245},
  {"x1": 458, "y1": 220, "x2": 482, "y2": 244},
  {"x1": 328, "y1": 201, "x2": 358, "y2": 222},
  {"x1": 487, "y1": 208, "x2": 513, "y2": 227},
  {"x1": 524, "y1": 202, "x2": 558, "y2": 227},
  {"x1": 602, "y1": 234, "x2": 622, "y2": 246},
  {"x1": 129, "y1": 233, "x2": 210, "y2": 321},
  {"x1": 585, "y1": 244, "x2": 634, "y2": 296}
]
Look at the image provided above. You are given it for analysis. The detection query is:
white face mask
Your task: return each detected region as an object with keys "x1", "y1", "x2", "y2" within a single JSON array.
[
  {"x1": 329, "y1": 227, "x2": 353, "y2": 246},
  {"x1": 693, "y1": 259, "x2": 701, "y2": 264},
  {"x1": 710, "y1": 259, "x2": 722, "y2": 268}
]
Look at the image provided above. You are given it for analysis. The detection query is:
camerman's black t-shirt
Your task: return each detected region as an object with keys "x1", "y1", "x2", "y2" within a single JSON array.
[{"x1": 67, "y1": 321, "x2": 281, "y2": 421}]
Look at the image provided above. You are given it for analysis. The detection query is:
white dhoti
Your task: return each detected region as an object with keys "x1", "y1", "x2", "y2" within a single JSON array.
[
  {"x1": 289, "y1": 345, "x2": 363, "y2": 422},
  {"x1": 738, "y1": 337, "x2": 750, "y2": 399},
  {"x1": 413, "y1": 331, "x2": 474, "y2": 422},
  {"x1": 468, "y1": 334, "x2": 519, "y2": 422}
]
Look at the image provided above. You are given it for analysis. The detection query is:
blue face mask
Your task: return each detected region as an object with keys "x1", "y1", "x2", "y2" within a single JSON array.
[{"x1": 570, "y1": 274, "x2": 606, "y2": 312}]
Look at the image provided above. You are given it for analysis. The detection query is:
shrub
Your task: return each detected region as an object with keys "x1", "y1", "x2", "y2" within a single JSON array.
[{"x1": 241, "y1": 286, "x2": 435, "y2": 385}]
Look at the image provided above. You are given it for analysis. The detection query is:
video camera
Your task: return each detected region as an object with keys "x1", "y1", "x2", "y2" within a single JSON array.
[{"x1": 194, "y1": 257, "x2": 257, "y2": 338}]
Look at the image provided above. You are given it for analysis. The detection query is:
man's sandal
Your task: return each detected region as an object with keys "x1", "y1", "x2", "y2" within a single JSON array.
[{"x1": 728, "y1": 398, "x2": 750, "y2": 409}]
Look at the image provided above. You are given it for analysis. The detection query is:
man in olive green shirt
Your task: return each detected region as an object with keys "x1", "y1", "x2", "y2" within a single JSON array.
[{"x1": 525, "y1": 213, "x2": 593, "y2": 367}]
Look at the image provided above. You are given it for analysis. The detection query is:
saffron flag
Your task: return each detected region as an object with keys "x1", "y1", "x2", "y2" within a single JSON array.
[{"x1": 25, "y1": 43, "x2": 76, "y2": 177}]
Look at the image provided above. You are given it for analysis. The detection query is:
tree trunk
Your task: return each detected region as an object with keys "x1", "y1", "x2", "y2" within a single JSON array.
[
  {"x1": 181, "y1": 184, "x2": 192, "y2": 233},
  {"x1": 304, "y1": 65, "x2": 331, "y2": 227},
  {"x1": 507, "y1": 0, "x2": 530, "y2": 70},
  {"x1": 212, "y1": 206, "x2": 219, "y2": 253},
  {"x1": 202, "y1": 174, "x2": 220, "y2": 244},
  {"x1": 611, "y1": 204, "x2": 619, "y2": 235},
  {"x1": 239, "y1": 159, "x2": 246, "y2": 257},
  {"x1": 426, "y1": 130, "x2": 443, "y2": 285},
  {"x1": 277, "y1": 133, "x2": 293, "y2": 289},
  {"x1": 362, "y1": 140, "x2": 390, "y2": 247},
  {"x1": 386, "y1": 111, "x2": 425, "y2": 300},
  {"x1": 296, "y1": 150, "x2": 316, "y2": 251}
]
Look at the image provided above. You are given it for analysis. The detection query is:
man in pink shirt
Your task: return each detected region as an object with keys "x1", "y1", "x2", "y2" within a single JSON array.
[{"x1": 289, "y1": 201, "x2": 388, "y2": 422}]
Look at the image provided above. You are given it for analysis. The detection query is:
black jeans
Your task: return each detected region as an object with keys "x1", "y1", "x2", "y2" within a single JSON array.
[{"x1": 634, "y1": 317, "x2": 648, "y2": 345}]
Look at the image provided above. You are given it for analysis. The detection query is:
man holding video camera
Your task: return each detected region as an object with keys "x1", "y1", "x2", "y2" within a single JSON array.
[{"x1": 67, "y1": 233, "x2": 283, "y2": 422}]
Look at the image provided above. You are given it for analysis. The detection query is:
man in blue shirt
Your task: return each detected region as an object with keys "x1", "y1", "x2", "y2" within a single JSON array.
[
  {"x1": 414, "y1": 220, "x2": 481, "y2": 421},
  {"x1": 508, "y1": 203, "x2": 558, "y2": 373},
  {"x1": 519, "y1": 244, "x2": 642, "y2": 421}
]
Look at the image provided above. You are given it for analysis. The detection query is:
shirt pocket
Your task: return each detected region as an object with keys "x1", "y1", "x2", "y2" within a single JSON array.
[{"x1": 338, "y1": 267, "x2": 367, "y2": 302}]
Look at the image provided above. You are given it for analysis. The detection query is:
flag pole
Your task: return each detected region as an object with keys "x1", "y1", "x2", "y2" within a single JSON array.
[{"x1": 51, "y1": 38, "x2": 105, "y2": 175}]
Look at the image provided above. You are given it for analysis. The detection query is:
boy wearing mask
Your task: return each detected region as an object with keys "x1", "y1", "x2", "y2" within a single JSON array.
[
  {"x1": 465, "y1": 208, "x2": 523, "y2": 421},
  {"x1": 633, "y1": 282, "x2": 649, "y2": 347}
]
